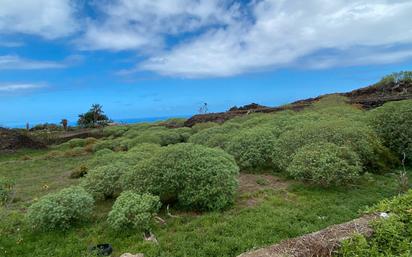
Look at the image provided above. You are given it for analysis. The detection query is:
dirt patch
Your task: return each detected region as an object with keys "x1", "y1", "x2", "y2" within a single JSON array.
[
  {"x1": 237, "y1": 214, "x2": 380, "y2": 257},
  {"x1": 238, "y1": 174, "x2": 288, "y2": 194},
  {"x1": 237, "y1": 173, "x2": 289, "y2": 207}
]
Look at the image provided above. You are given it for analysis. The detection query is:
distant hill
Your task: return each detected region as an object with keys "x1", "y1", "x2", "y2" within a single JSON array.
[{"x1": 184, "y1": 78, "x2": 412, "y2": 127}]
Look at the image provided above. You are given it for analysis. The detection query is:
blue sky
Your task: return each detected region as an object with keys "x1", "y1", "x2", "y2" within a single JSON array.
[{"x1": 1, "y1": 0, "x2": 412, "y2": 127}]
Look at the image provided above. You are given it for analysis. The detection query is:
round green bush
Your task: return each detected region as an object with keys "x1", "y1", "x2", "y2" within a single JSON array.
[
  {"x1": 107, "y1": 191, "x2": 161, "y2": 231},
  {"x1": 286, "y1": 142, "x2": 362, "y2": 186},
  {"x1": 126, "y1": 143, "x2": 161, "y2": 162},
  {"x1": 92, "y1": 139, "x2": 119, "y2": 152},
  {"x1": 63, "y1": 146, "x2": 86, "y2": 157},
  {"x1": 0, "y1": 177, "x2": 15, "y2": 206},
  {"x1": 88, "y1": 143, "x2": 161, "y2": 171},
  {"x1": 103, "y1": 126, "x2": 129, "y2": 137},
  {"x1": 369, "y1": 100, "x2": 412, "y2": 162},
  {"x1": 84, "y1": 137, "x2": 98, "y2": 145},
  {"x1": 121, "y1": 143, "x2": 239, "y2": 211},
  {"x1": 226, "y1": 128, "x2": 277, "y2": 170},
  {"x1": 67, "y1": 138, "x2": 86, "y2": 148},
  {"x1": 26, "y1": 186, "x2": 94, "y2": 231},
  {"x1": 192, "y1": 122, "x2": 219, "y2": 132},
  {"x1": 80, "y1": 163, "x2": 129, "y2": 200},
  {"x1": 188, "y1": 123, "x2": 240, "y2": 149},
  {"x1": 127, "y1": 128, "x2": 185, "y2": 147},
  {"x1": 272, "y1": 119, "x2": 395, "y2": 173},
  {"x1": 95, "y1": 148, "x2": 114, "y2": 157}
]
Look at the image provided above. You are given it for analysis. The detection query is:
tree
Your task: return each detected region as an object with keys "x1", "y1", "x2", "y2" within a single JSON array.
[
  {"x1": 78, "y1": 104, "x2": 110, "y2": 128},
  {"x1": 60, "y1": 119, "x2": 68, "y2": 131}
]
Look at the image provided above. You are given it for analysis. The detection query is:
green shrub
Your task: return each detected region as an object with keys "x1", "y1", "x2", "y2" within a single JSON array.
[
  {"x1": 26, "y1": 186, "x2": 94, "y2": 231},
  {"x1": 226, "y1": 128, "x2": 277, "y2": 170},
  {"x1": 272, "y1": 118, "x2": 395, "y2": 173},
  {"x1": 188, "y1": 123, "x2": 240, "y2": 149},
  {"x1": 88, "y1": 143, "x2": 161, "y2": 172},
  {"x1": 70, "y1": 164, "x2": 88, "y2": 179},
  {"x1": 173, "y1": 127, "x2": 194, "y2": 142},
  {"x1": 158, "y1": 118, "x2": 187, "y2": 128},
  {"x1": 67, "y1": 138, "x2": 86, "y2": 148},
  {"x1": 84, "y1": 137, "x2": 98, "y2": 145},
  {"x1": 338, "y1": 190, "x2": 412, "y2": 257},
  {"x1": 107, "y1": 191, "x2": 161, "y2": 231},
  {"x1": 92, "y1": 139, "x2": 119, "y2": 152},
  {"x1": 377, "y1": 71, "x2": 412, "y2": 85},
  {"x1": 126, "y1": 143, "x2": 161, "y2": 163},
  {"x1": 0, "y1": 177, "x2": 15, "y2": 206},
  {"x1": 339, "y1": 234, "x2": 374, "y2": 257},
  {"x1": 95, "y1": 148, "x2": 114, "y2": 157},
  {"x1": 127, "y1": 132, "x2": 162, "y2": 147},
  {"x1": 192, "y1": 122, "x2": 219, "y2": 132},
  {"x1": 103, "y1": 126, "x2": 129, "y2": 137},
  {"x1": 80, "y1": 164, "x2": 129, "y2": 200},
  {"x1": 286, "y1": 142, "x2": 361, "y2": 186},
  {"x1": 369, "y1": 100, "x2": 412, "y2": 162},
  {"x1": 127, "y1": 128, "x2": 186, "y2": 147},
  {"x1": 121, "y1": 143, "x2": 239, "y2": 211},
  {"x1": 236, "y1": 111, "x2": 296, "y2": 131},
  {"x1": 63, "y1": 146, "x2": 86, "y2": 157}
]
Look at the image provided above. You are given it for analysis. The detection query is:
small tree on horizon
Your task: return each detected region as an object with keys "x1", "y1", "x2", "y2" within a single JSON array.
[
  {"x1": 60, "y1": 119, "x2": 68, "y2": 131},
  {"x1": 78, "y1": 104, "x2": 110, "y2": 128}
]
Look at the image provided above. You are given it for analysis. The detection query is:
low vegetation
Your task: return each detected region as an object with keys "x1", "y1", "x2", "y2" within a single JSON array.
[
  {"x1": 121, "y1": 143, "x2": 239, "y2": 211},
  {"x1": 287, "y1": 142, "x2": 362, "y2": 186},
  {"x1": 25, "y1": 186, "x2": 94, "y2": 231},
  {"x1": 338, "y1": 190, "x2": 412, "y2": 256},
  {"x1": 107, "y1": 192, "x2": 161, "y2": 231},
  {"x1": 0, "y1": 73, "x2": 411, "y2": 257},
  {"x1": 0, "y1": 177, "x2": 15, "y2": 206},
  {"x1": 369, "y1": 99, "x2": 412, "y2": 163}
]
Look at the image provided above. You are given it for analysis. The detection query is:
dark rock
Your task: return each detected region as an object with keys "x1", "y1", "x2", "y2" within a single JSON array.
[
  {"x1": 184, "y1": 80, "x2": 412, "y2": 127},
  {"x1": 0, "y1": 128, "x2": 46, "y2": 152}
]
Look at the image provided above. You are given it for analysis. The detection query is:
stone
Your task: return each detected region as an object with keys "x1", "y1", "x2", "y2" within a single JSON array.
[{"x1": 119, "y1": 253, "x2": 144, "y2": 257}]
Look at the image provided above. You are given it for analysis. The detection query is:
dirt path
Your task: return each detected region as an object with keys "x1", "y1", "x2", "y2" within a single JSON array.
[{"x1": 237, "y1": 214, "x2": 379, "y2": 257}]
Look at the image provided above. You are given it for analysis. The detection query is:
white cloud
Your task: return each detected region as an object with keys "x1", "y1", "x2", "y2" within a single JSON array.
[
  {"x1": 0, "y1": 83, "x2": 46, "y2": 92},
  {"x1": 77, "y1": 0, "x2": 238, "y2": 51},
  {"x1": 1, "y1": 0, "x2": 412, "y2": 77},
  {"x1": 138, "y1": 0, "x2": 412, "y2": 77},
  {"x1": 0, "y1": 0, "x2": 78, "y2": 39},
  {"x1": 302, "y1": 48, "x2": 412, "y2": 69},
  {"x1": 0, "y1": 55, "x2": 81, "y2": 70}
]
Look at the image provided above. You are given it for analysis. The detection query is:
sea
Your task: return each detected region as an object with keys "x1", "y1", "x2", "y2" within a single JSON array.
[{"x1": 1, "y1": 115, "x2": 191, "y2": 129}]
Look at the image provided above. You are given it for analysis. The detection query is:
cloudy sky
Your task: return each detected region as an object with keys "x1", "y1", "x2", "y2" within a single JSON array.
[{"x1": 1, "y1": 0, "x2": 412, "y2": 127}]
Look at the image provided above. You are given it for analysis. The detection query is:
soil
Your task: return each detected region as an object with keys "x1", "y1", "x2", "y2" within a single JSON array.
[
  {"x1": 184, "y1": 80, "x2": 412, "y2": 127},
  {"x1": 238, "y1": 173, "x2": 288, "y2": 194},
  {"x1": 237, "y1": 173, "x2": 289, "y2": 207},
  {"x1": 237, "y1": 214, "x2": 380, "y2": 257},
  {"x1": 0, "y1": 127, "x2": 46, "y2": 152}
]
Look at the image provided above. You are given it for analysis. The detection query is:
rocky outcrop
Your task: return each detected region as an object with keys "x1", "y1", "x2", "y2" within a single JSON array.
[
  {"x1": 237, "y1": 214, "x2": 380, "y2": 257},
  {"x1": 344, "y1": 80, "x2": 411, "y2": 109},
  {"x1": 0, "y1": 128, "x2": 46, "y2": 152},
  {"x1": 184, "y1": 80, "x2": 412, "y2": 127}
]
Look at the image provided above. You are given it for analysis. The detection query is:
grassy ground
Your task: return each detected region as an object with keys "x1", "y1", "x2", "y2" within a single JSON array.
[{"x1": 0, "y1": 149, "x2": 410, "y2": 257}]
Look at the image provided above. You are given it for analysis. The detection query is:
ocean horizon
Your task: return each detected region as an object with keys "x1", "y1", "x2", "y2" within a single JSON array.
[{"x1": 1, "y1": 115, "x2": 191, "y2": 129}]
